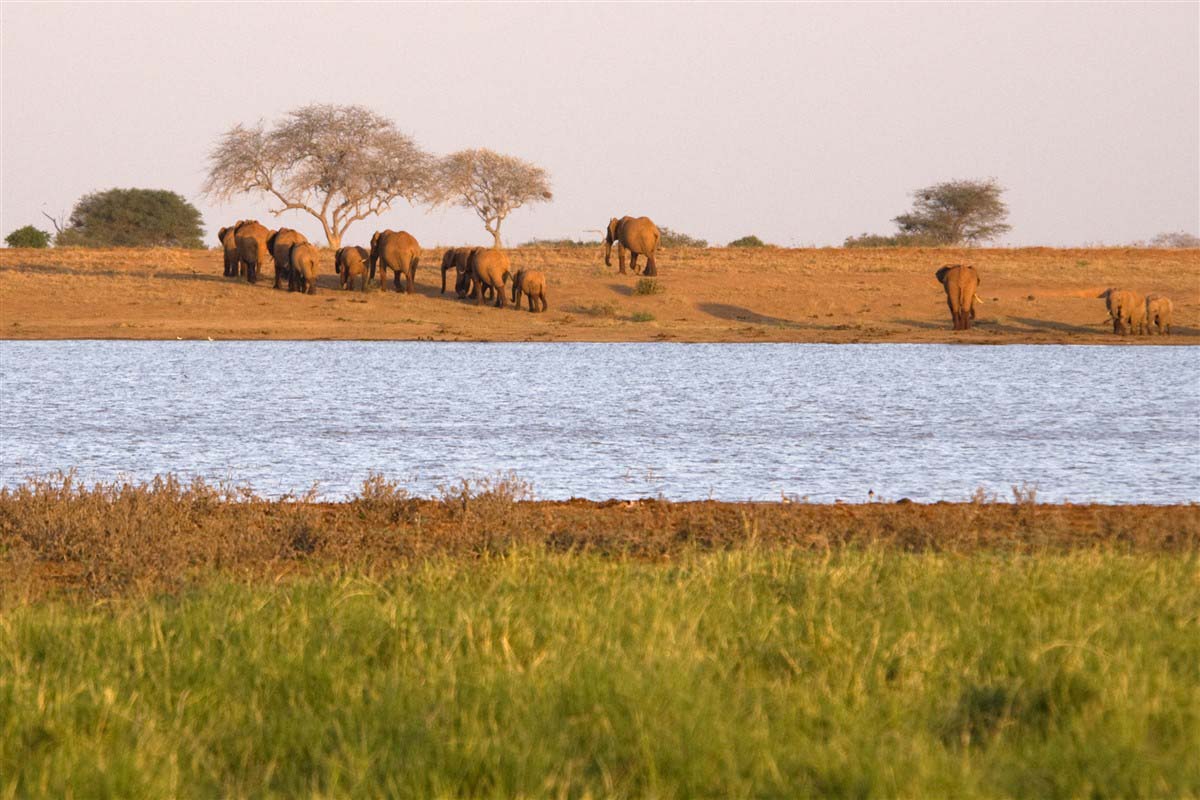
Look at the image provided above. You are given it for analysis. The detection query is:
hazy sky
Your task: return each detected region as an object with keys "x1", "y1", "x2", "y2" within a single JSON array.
[{"x1": 2, "y1": 2, "x2": 1196, "y2": 248}]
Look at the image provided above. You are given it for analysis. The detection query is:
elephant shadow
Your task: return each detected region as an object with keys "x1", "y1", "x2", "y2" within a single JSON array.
[
  {"x1": 697, "y1": 302, "x2": 853, "y2": 331},
  {"x1": 607, "y1": 283, "x2": 633, "y2": 297},
  {"x1": 1005, "y1": 316, "x2": 1103, "y2": 335}
]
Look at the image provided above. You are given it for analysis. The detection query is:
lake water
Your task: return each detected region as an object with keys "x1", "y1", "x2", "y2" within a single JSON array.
[{"x1": 1, "y1": 341, "x2": 1197, "y2": 503}]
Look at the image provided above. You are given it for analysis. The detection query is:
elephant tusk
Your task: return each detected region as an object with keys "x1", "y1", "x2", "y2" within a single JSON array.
[{"x1": 974, "y1": 294, "x2": 984, "y2": 305}]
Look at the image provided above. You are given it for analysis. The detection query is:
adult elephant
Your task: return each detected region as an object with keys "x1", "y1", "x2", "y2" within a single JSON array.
[
  {"x1": 605, "y1": 216, "x2": 660, "y2": 276},
  {"x1": 267, "y1": 228, "x2": 308, "y2": 290},
  {"x1": 935, "y1": 265, "x2": 981, "y2": 330},
  {"x1": 234, "y1": 221, "x2": 273, "y2": 284},
  {"x1": 370, "y1": 230, "x2": 420, "y2": 293},
  {"x1": 336, "y1": 246, "x2": 371, "y2": 292},
  {"x1": 288, "y1": 242, "x2": 321, "y2": 294},
  {"x1": 217, "y1": 221, "x2": 249, "y2": 278},
  {"x1": 469, "y1": 248, "x2": 511, "y2": 308},
  {"x1": 1145, "y1": 294, "x2": 1173, "y2": 335},
  {"x1": 440, "y1": 246, "x2": 475, "y2": 295},
  {"x1": 511, "y1": 269, "x2": 548, "y2": 312},
  {"x1": 1098, "y1": 288, "x2": 1146, "y2": 335}
]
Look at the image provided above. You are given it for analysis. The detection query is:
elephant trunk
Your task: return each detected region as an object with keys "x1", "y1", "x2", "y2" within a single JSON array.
[{"x1": 604, "y1": 239, "x2": 612, "y2": 267}]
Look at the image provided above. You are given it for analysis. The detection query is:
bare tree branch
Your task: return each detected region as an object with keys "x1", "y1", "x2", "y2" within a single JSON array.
[
  {"x1": 431, "y1": 149, "x2": 553, "y2": 247},
  {"x1": 202, "y1": 105, "x2": 433, "y2": 247}
]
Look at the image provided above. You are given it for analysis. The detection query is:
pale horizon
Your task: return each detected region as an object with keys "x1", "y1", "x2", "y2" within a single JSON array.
[{"x1": 2, "y1": 2, "x2": 1197, "y2": 249}]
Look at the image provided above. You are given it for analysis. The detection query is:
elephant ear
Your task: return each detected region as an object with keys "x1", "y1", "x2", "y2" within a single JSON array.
[
  {"x1": 218, "y1": 227, "x2": 229, "y2": 243},
  {"x1": 935, "y1": 266, "x2": 952, "y2": 285},
  {"x1": 606, "y1": 217, "x2": 619, "y2": 243},
  {"x1": 266, "y1": 231, "x2": 278, "y2": 255}
]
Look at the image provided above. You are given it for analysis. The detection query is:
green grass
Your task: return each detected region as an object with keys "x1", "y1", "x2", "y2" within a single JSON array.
[
  {"x1": 630, "y1": 311, "x2": 656, "y2": 323},
  {"x1": 2, "y1": 549, "x2": 1198, "y2": 798}
]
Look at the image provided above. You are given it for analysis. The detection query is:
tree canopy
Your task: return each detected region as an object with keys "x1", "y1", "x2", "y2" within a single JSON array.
[
  {"x1": 203, "y1": 104, "x2": 433, "y2": 248},
  {"x1": 432, "y1": 149, "x2": 552, "y2": 247},
  {"x1": 893, "y1": 179, "x2": 1011, "y2": 245},
  {"x1": 55, "y1": 189, "x2": 204, "y2": 248}
]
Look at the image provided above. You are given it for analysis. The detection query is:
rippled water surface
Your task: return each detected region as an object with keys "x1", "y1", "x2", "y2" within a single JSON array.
[{"x1": 2, "y1": 341, "x2": 1197, "y2": 502}]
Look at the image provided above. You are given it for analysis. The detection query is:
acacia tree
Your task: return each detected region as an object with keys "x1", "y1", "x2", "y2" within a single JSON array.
[
  {"x1": 202, "y1": 104, "x2": 433, "y2": 248},
  {"x1": 433, "y1": 149, "x2": 552, "y2": 247},
  {"x1": 893, "y1": 178, "x2": 1011, "y2": 245}
]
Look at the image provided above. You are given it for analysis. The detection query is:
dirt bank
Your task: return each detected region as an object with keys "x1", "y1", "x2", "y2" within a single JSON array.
[{"x1": 1, "y1": 246, "x2": 1196, "y2": 342}]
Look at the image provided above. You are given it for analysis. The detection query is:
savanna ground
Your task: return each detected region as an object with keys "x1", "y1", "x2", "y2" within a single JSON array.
[
  {"x1": 1, "y1": 475, "x2": 1198, "y2": 797},
  {"x1": 1, "y1": 245, "x2": 1197, "y2": 342}
]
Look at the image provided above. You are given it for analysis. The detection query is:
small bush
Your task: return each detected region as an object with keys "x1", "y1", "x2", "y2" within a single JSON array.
[
  {"x1": 728, "y1": 235, "x2": 766, "y2": 248},
  {"x1": 5, "y1": 225, "x2": 51, "y2": 248},
  {"x1": 1146, "y1": 231, "x2": 1200, "y2": 248},
  {"x1": 634, "y1": 278, "x2": 663, "y2": 296},
  {"x1": 572, "y1": 302, "x2": 618, "y2": 318},
  {"x1": 630, "y1": 312, "x2": 655, "y2": 323},
  {"x1": 658, "y1": 227, "x2": 707, "y2": 248}
]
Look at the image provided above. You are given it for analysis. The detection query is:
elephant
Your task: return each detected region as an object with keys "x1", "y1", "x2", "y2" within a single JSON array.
[
  {"x1": 370, "y1": 230, "x2": 420, "y2": 293},
  {"x1": 510, "y1": 269, "x2": 548, "y2": 312},
  {"x1": 935, "y1": 264, "x2": 981, "y2": 330},
  {"x1": 440, "y1": 247, "x2": 474, "y2": 294},
  {"x1": 469, "y1": 248, "x2": 511, "y2": 308},
  {"x1": 288, "y1": 242, "x2": 321, "y2": 294},
  {"x1": 336, "y1": 246, "x2": 371, "y2": 292},
  {"x1": 605, "y1": 216, "x2": 660, "y2": 276},
  {"x1": 234, "y1": 221, "x2": 273, "y2": 284},
  {"x1": 266, "y1": 228, "x2": 309, "y2": 290},
  {"x1": 1145, "y1": 294, "x2": 1173, "y2": 335},
  {"x1": 1098, "y1": 288, "x2": 1146, "y2": 335},
  {"x1": 217, "y1": 221, "x2": 250, "y2": 278}
]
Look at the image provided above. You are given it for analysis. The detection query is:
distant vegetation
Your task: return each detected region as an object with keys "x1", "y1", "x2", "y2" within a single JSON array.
[
  {"x1": 728, "y1": 235, "x2": 768, "y2": 247},
  {"x1": 1145, "y1": 231, "x2": 1200, "y2": 248},
  {"x1": 54, "y1": 189, "x2": 204, "y2": 248},
  {"x1": 658, "y1": 227, "x2": 708, "y2": 248},
  {"x1": 519, "y1": 237, "x2": 599, "y2": 248},
  {"x1": 846, "y1": 178, "x2": 1011, "y2": 247},
  {"x1": 4, "y1": 225, "x2": 51, "y2": 248}
]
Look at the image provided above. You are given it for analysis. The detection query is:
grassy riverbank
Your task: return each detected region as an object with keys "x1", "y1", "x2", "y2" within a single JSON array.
[
  {"x1": 3, "y1": 477, "x2": 1197, "y2": 797},
  {"x1": 1, "y1": 246, "x2": 1196, "y2": 343},
  {"x1": 3, "y1": 550, "x2": 1198, "y2": 798}
]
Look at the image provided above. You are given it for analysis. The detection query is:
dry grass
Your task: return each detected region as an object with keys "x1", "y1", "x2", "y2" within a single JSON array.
[
  {"x1": 2, "y1": 473, "x2": 1196, "y2": 599},
  {"x1": 1, "y1": 246, "x2": 1196, "y2": 342}
]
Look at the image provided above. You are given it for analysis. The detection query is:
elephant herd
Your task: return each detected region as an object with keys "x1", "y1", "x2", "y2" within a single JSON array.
[
  {"x1": 216, "y1": 213, "x2": 661, "y2": 312},
  {"x1": 1098, "y1": 288, "x2": 1174, "y2": 336},
  {"x1": 936, "y1": 264, "x2": 1175, "y2": 335}
]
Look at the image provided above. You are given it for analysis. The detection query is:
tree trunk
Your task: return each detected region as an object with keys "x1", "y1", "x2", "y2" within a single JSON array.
[
  {"x1": 491, "y1": 228, "x2": 502, "y2": 249},
  {"x1": 327, "y1": 233, "x2": 342, "y2": 249}
]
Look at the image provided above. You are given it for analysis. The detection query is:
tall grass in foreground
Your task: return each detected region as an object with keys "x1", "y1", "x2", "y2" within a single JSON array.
[{"x1": 2, "y1": 549, "x2": 1197, "y2": 798}]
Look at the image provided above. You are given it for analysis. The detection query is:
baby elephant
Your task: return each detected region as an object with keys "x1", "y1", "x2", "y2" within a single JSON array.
[
  {"x1": 1098, "y1": 288, "x2": 1146, "y2": 335},
  {"x1": 510, "y1": 269, "x2": 548, "y2": 312},
  {"x1": 335, "y1": 246, "x2": 371, "y2": 292},
  {"x1": 1145, "y1": 294, "x2": 1173, "y2": 335},
  {"x1": 288, "y1": 242, "x2": 321, "y2": 295}
]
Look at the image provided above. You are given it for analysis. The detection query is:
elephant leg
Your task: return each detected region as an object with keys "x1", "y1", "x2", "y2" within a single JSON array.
[
  {"x1": 527, "y1": 293, "x2": 534, "y2": 312},
  {"x1": 540, "y1": 293, "x2": 548, "y2": 312},
  {"x1": 496, "y1": 284, "x2": 505, "y2": 309},
  {"x1": 618, "y1": 246, "x2": 627, "y2": 275},
  {"x1": 474, "y1": 277, "x2": 483, "y2": 305},
  {"x1": 630, "y1": 253, "x2": 640, "y2": 275},
  {"x1": 643, "y1": 254, "x2": 657, "y2": 277},
  {"x1": 406, "y1": 271, "x2": 414, "y2": 294}
]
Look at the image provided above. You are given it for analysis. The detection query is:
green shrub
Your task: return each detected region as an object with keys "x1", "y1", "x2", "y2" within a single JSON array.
[
  {"x1": 629, "y1": 312, "x2": 656, "y2": 323},
  {"x1": 633, "y1": 278, "x2": 663, "y2": 296},
  {"x1": 728, "y1": 235, "x2": 766, "y2": 248},
  {"x1": 658, "y1": 227, "x2": 707, "y2": 248},
  {"x1": 4, "y1": 225, "x2": 52, "y2": 248},
  {"x1": 55, "y1": 188, "x2": 204, "y2": 248}
]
